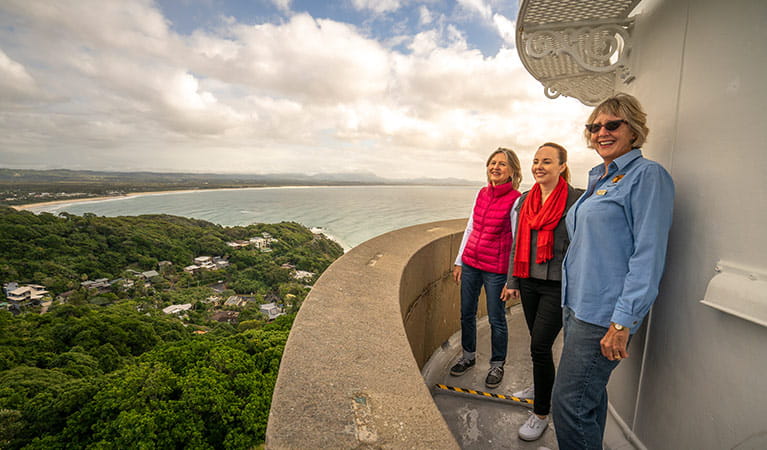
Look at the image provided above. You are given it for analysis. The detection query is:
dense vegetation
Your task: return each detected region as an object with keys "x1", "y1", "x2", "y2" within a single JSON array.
[
  {"x1": 0, "y1": 207, "x2": 342, "y2": 299},
  {"x1": 0, "y1": 207, "x2": 344, "y2": 448},
  {"x1": 0, "y1": 305, "x2": 293, "y2": 448}
]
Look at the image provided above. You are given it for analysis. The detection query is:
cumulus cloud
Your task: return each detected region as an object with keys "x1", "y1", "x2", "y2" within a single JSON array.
[
  {"x1": 222, "y1": 14, "x2": 391, "y2": 103},
  {"x1": 0, "y1": 0, "x2": 593, "y2": 183}
]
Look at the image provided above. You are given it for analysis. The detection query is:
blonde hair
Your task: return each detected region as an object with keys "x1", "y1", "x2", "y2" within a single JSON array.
[
  {"x1": 538, "y1": 142, "x2": 570, "y2": 183},
  {"x1": 584, "y1": 93, "x2": 649, "y2": 149},
  {"x1": 486, "y1": 147, "x2": 522, "y2": 189}
]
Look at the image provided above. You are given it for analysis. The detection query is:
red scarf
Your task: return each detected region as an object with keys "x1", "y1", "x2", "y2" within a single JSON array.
[{"x1": 513, "y1": 176, "x2": 568, "y2": 278}]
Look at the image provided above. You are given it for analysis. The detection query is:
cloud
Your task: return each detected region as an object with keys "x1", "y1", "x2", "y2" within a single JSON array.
[
  {"x1": 0, "y1": 0, "x2": 593, "y2": 183},
  {"x1": 269, "y1": 0, "x2": 292, "y2": 13},
  {"x1": 0, "y1": 48, "x2": 41, "y2": 101},
  {"x1": 418, "y1": 6, "x2": 434, "y2": 25},
  {"x1": 492, "y1": 13, "x2": 516, "y2": 47},
  {"x1": 2, "y1": 0, "x2": 173, "y2": 56},
  {"x1": 456, "y1": 0, "x2": 493, "y2": 20},
  {"x1": 222, "y1": 14, "x2": 391, "y2": 103},
  {"x1": 350, "y1": 0, "x2": 402, "y2": 14}
]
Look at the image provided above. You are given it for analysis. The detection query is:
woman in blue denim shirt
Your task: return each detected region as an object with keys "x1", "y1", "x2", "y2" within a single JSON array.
[{"x1": 551, "y1": 93, "x2": 674, "y2": 450}]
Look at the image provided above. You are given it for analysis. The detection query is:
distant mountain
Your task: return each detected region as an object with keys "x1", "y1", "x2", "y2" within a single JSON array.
[
  {"x1": 404, "y1": 177, "x2": 483, "y2": 186},
  {"x1": 0, "y1": 168, "x2": 477, "y2": 187}
]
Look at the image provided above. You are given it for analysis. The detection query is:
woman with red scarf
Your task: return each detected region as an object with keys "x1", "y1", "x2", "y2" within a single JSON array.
[{"x1": 501, "y1": 143, "x2": 583, "y2": 442}]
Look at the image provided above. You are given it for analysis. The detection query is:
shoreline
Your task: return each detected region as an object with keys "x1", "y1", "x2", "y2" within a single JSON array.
[
  {"x1": 11, "y1": 188, "x2": 240, "y2": 211},
  {"x1": 11, "y1": 184, "x2": 479, "y2": 211}
]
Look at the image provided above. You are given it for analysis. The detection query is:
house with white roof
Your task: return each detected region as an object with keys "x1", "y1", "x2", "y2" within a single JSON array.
[
  {"x1": 162, "y1": 303, "x2": 192, "y2": 315},
  {"x1": 227, "y1": 240, "x2": 250, "y2": 249},
  {"x1": 250, "y1": 233, "x2": 278, "y2": 252},
  {"x1": 140, "y1": 270, "x2": 160, "y2": 279},
  {"x1": 293, "y1": 270, "x2": 315, "y2": 282},
  {"x1": 260, "y1": 302, "x2": 285, "y2": 321},
  {"x1": 5, "y1": 284, "x2": 49, "y2": 303},
  {"x1": 193, "y1": 256, "x2": 212, "y2": 265}
]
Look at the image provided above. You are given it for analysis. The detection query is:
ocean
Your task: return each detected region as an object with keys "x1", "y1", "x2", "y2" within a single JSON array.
[{"x1": 27, "y1": 185, "x2": 487, "y2": 251}]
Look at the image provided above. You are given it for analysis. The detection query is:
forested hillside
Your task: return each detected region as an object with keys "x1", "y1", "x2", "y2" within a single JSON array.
[
  {"x1": 0, "y1": 207, "x2": 344, "y2": 448},
  {"x1": 0, "y1": 207, "x2": 341, "y2": 296},
  {"x1": 0, "y1": 306, "x2": 293, "y2": 448}
]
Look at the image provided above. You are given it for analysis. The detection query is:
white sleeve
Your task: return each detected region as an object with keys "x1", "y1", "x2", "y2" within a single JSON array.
[
  {"x1": 510, "y1": 196, "x2": 522, "y2": 240},
  {"x1": 454, "y1": 192, "x2": 479, "y2": 266}
]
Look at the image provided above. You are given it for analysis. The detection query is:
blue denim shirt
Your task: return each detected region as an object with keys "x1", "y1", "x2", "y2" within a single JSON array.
[{"x1": 562, "y1": 149, "x2": 674, "y2": 332}]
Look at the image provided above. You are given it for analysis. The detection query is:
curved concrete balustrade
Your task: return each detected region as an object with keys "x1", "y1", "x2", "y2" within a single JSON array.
[{"x1": 267, "y1": 219, "x2": 475, "y2": 449}]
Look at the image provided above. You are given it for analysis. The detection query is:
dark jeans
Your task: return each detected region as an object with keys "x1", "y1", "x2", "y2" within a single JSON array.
[
  {"x1": 552, "y1": 307, "x2": 629, "y2": 450},
  {"x1": 519, "y1": 277, "x2": 563, "y2": 416},
  {"x1": 460, "y1": 263, "x2": 508, "y2": 365}
]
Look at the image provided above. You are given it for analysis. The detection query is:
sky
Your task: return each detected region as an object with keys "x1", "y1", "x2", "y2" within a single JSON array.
[{"x1": 0, "y1": 0, "x2": 599, "y2": 185}]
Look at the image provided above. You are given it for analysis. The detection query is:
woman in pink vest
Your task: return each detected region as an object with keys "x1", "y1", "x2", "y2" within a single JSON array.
[{"x1": 451, "y1": 147, "x2": 522, "y2": 388}]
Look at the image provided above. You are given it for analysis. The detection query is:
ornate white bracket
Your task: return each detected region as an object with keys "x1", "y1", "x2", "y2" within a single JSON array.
[{"x1": 516, "y1": 0, "x2": 639, "y2": 106}]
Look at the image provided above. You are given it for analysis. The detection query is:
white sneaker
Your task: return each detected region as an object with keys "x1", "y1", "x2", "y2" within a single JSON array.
[
  {"x1": 518, "y1": 412, "x2": 549, "y2": 441},
  {"x1": 512, "y1": 384, "x2": 535, "y2": 399}
]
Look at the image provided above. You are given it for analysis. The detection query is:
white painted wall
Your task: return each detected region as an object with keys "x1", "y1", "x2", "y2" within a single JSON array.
[{"x1": 608, "y1": 0, "x2": 767, "y2": 448}]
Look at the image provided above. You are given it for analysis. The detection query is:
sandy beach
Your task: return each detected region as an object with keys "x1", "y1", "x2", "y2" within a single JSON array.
[
  {"x1": 11, "y1": 189, "x2": 212, "y2": 211},
  {"x1": 10, "y1": 185, "x2": 337, "y2": 211}
]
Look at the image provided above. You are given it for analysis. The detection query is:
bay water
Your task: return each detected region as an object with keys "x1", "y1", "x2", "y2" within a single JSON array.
[{"x1": 28, "y1": 185, "x2": 486, "y2": 251}]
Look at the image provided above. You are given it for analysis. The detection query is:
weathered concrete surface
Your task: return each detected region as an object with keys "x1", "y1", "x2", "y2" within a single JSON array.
[
  {"x1": 399, "y1": 221, "x2": 496, "y2": 369},
  {"x1": 267, "y1": 219, "x2": 468, "y2": 449},
  {"x1": 424, "y1": 304, "x2": 562, "y2": 449},
  {"x1": 424, "y1": 298, "x2": 633, "y2": 450},
  {"x1": 266, "y1": 218, "x2": 635, "y2": 449}
]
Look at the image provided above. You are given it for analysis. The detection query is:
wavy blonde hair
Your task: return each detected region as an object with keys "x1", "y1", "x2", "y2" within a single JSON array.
[{"x1": 486, "y1": 147, "x2": 522, "y2": 189}]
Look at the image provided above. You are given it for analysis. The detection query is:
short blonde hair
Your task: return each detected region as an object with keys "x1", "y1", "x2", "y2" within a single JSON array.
[
  {"x1": 486, "y1": 147, "x2": 522, "y2": 189},
  {"x1": 584, "y1": 93, "x2": 649, "y2": 149}
]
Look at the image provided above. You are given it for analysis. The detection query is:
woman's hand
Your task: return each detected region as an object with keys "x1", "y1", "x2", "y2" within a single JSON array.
[
  {"x1": 501, "y1": 287, "x2": 519, "y2": 302},
  {"x1": 600, "y1": 325, "x2": 630, "y2": 361},
  {"x1": 452, "y1": 265, "x2": 462, "y2": 285}
]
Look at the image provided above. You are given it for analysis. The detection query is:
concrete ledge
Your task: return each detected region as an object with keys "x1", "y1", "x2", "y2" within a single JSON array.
[{"x1": 266, "y1": 219, "x2": 467, "y2": 449}]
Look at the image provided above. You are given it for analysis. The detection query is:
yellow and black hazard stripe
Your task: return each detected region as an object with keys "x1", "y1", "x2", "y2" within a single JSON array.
[{"x1": 433, "y1": 384, "x2": 534, "y2": 407}]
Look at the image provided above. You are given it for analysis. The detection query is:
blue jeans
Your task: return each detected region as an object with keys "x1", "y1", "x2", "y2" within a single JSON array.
[
  {"x1": 552, "y1": 307, "x2": 627, "y2": 450},
  {"x1": 460, "y1": 263, "x2": 508, "y2": 366}
]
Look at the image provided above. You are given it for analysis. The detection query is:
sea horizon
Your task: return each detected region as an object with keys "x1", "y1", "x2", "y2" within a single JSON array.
[{"x1": 25, "y1": 184, "x2": 506, "y2": 251}]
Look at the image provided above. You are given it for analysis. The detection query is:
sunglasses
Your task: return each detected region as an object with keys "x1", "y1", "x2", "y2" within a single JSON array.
[{"x1": 585, "y1": 119, "x2": 627, "y2": 133}]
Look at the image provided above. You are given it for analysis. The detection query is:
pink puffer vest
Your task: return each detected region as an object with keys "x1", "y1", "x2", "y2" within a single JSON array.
[{"x1": 461, "y1": 182, "x2": 521, "y2": 274}]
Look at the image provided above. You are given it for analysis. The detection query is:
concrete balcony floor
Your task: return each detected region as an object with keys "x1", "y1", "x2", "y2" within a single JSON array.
[
  {"x1": 424, "y1": 303, "x2": 635, "y2": 450},
  {"x1": 423, "y1": 303, "x2": 561, "y2": 449}
]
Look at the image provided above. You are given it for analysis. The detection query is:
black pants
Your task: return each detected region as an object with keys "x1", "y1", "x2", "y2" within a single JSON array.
[{"x1": 519, "y1": 277, "x2": 563, "y2": 416}]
